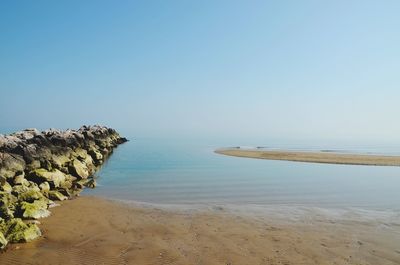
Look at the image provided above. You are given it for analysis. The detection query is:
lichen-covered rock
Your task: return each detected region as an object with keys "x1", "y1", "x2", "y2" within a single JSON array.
[
  {"x1": 18, "y1": 187, "x2": 46, "y2": 203},
  {"x1": 4, "y1": 218, "x2": 41, "y2": 242},
  {"x1": 39, "y1": 182, "x2": 50, "y2": 193},
  {"x1": 50, "y1": 154, "x2": 70, "y2": 170},
  {"x1": 69, "y1": 159, "x2": 89, "y2": 179},
  {"x1": 0, "y1": 181, "x2": 12, "y2": 193},
  {"x1": 11, "y1": 184, "x2": 31, "y2": 197},
  {"x1": 84, "y1": 178, "x2": 97, "y2": 189},
  {"x1": 19, "y1": 200, "x2": 51, "y2": 219},
  {"x1": 0, "y1": 192, "x2": 17, "y2": 219},
  {"x1": 0, "y1": 153, "x2": 26, "y2": 179},
  {"x1": 73, "y1": 148, "x2": 88, "y2": 160},
  {"x1": 13, "y1": 173, "x2": 30, "y2": 186},
  {"x1": 27, "y1": 168, "x2": 66, "y2": 188},
  {"x1": 0, "y1": 175, "x2": 7, "y2": 186},
  {"x1": 0, "y1": 231, "x2": 7, "y2": 249},
  {"x1": 58, "y1": 181, "x2": 73, "y2": 194},
  {"x1": 25, "y1": 160, "x2": 41, "y2": 172},
  {"x1": 88, "y1": 146, "x2": 103, "y2": 164},
  {"x1": 0, "y1": 218, "x2": 6, "y2": 231},
  {"x1": 47, "y1": 190, "x2": 67, "y2": 201}
]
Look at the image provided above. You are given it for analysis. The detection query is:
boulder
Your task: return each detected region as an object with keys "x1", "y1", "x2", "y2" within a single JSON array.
[
  {"x1": 0, "y1": 153, "x2": 26, "y2": 179},
  {"x1": 100, "y1": 148, "x2": 110, "y2": 156},
  {"x1": 4, "y1": 218, "x2": 41, "y2": 242},
  {"x1": 25, "y1": 160, "x2": 41, "y2": 172},
  {"x1": 18, "y1": 188, "x2": 46, "y2": 203},
  {"x1": 84, "y1": 178, "x2": 97, "y2": 189},
  {"x1": 39, "y1": 182, "x2": 50, "y2": 193},
  {"x1": 12, "y1": 128, "x2": 40, "y2": 141},
  {"x1": 0, "y1": 135, "x2": 21, "y2": 151},
  {"x1": 88, "y1": 146, "x2": 103, "y2": 164},
  {"x1": 47, "y1": 190, "x2": 67, "y2": 201},
  {"x1": 19, "y1": 200, "x2": 51, "y2": 219},
  {"x1": 0, "y1": 192, "x2": 17, "y2": 219},
  {"x1": 69, "y1": 159, "x2": 89, "y2": 179},
  {"x1": 1, "y1": 181, "x2": 12, "y2": 193},
  {"x1": 27, "y1": 169, "x2": 66, "y2": 188},
  {"x1": 59, "y1": 178, "x2": 73, "y2": 190},
  {"x1": 13, "y1": 173, "x2": 29, "y2": 186},
  {"x1": 11, "y1": 184, "x2": 31, "y2": 197},
  {"x1": 73, "y1": 148, "x2": 88, "y2": 160},
  {"x1": 50, "y1": 154, "x2": 70, "y2": 170},
  {"x1": 0, "y1": 231, "x2": 7, "y2": 249},
  {"x1": 0, "y1": 175, "x2": 7, "y2": 186}
]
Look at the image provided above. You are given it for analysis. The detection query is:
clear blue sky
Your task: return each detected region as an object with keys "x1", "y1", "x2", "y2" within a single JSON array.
[{"x1": 1, "y1": 1, "x2": 399, "y2": 143}]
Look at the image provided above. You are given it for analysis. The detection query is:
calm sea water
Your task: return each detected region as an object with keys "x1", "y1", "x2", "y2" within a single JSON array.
[{"x1": 87, "y1": 138, "x2": 400, "y2": 211}]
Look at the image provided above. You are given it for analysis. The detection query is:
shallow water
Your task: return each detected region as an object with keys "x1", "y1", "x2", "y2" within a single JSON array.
[{"x1": 87, "y1": 138, "x2": 400, "y2": 211}]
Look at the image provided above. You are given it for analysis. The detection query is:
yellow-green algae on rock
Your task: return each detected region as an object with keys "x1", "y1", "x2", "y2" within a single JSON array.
[
  {"x1": 1, "y1": 218, "x2": 41, "y2": 243},
  {"x1": 0, "y1": 125, "x2": 127, "y2": 249}
]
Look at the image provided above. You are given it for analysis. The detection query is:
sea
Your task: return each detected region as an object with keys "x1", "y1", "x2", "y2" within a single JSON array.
[{"x1": 86, "y1": 137, "x2": 400, "y2": 214}]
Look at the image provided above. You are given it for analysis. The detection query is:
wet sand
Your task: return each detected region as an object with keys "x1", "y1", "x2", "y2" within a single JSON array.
[
  {"x1": 215, "y1": 148, "x2": 400, "y2": 166},
  {"x1": 1, "y1": 196, "x2": 399, "y2": 265}
]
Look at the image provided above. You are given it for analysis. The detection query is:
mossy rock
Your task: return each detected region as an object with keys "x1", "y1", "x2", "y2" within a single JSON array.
[
  {"x1": 50, "y1": 154, "x2": 71, "y2": 169},
  {"x1": 0, "y1": 206, "x2": 14, "y2": 219},
  {"x1": 4, "y1": 218, "x2": 41, "y2": 243},
  {"x1": 19, "y1": 200, "x2": 51, "y2": 219},
  {"x1": 0, "y1": 153, "x2": 26, "y2": 179},
  {"x1": 69, "y1": 159, "x2": 89, "y2": 179},
  {"x1": 18, "y1": 188, "x2": 46, "y2": 203},
  {"x1": 0, "y1": 218, "x2": 6, "y2": 232},
  {"x1": 0, "y1": 192, "x2": 17, "y2": 219},
  {"x1": 40, "y1": 159, "x2": 53, "y2": 171},
  {"x1": 69, "y1": 188, "x2": 83, "y2": 197},
  {"x1": 88, "y1": 147, "x2": 103, "y2": 164},
  {"x1": 0, "y1": 231, "x2": 7, "y2": 249},
  {"x1": 73, "y1": 148, "x2": 89, "y2": 160},
  {"x1": 11, "y1": 184, "x2": 31, "y2": 197},
  {"x1": 27, "y1": 168, "x2": 66, "y2": 188},
  {"x1": 0, "y1": 176, "x2": 7, "y2": 186},
  {"x1": 57, "y1": 188, "x2": 72, "y2": 197},
  {"x1": 12, "y1": 182, "x2": 41, "y2": 197},
  {"x1": 84, "y1": 178, "x2": 97, "y2": 189},
  {"x1": 39, "y1": 182, "x2": 50, "y2": 193},
  {"x1": 25, "y1": 160, "x2": 41, "y2": 172},
  {"x1": 59, "y1": 179, "x2": 73, "y2": 190},
  {"x1": 0, "y1": 181, "x2": 12, "y2": 193},
  {"x1": 85, "y1": 157, "x2": 95, "y2": 174},
  {"x1": 13, "y1": 174, "x2": 30, "y2": 186},
  {"x1": 48, "y1": 190, "x2": 67, "y2": 201}
]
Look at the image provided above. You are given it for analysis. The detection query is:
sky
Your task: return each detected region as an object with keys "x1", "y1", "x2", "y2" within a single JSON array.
[{"x1": 1, "y1": 0, "x2": 399, "y2": 144}]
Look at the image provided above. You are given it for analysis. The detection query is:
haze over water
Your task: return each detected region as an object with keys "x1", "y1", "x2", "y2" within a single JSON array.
[{"x1": 88, "y1": 138, "x2": 400, "y2": 211}]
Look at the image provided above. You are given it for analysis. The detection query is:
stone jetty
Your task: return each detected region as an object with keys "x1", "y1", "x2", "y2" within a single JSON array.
[{"x1": 0, "y1": 125, "x2": 127, "y2": 249}]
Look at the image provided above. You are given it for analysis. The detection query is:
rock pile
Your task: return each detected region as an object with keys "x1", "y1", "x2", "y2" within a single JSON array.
[{"x1": 0, "y1": 125, "x2": 127, "y2": 249}]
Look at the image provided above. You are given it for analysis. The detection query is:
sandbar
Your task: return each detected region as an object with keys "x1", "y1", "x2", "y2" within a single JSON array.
[{"x1": 215, "y1": 148, "x2": 400, "y2": 166}]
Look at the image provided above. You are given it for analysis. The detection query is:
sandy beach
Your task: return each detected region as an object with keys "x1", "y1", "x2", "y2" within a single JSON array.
[
  {"x1": 1, "y1": 196, "x2": 399, "y2": 265},
  {"x1": 215, "y1": 149, "x2": 400, "y2": 166}
]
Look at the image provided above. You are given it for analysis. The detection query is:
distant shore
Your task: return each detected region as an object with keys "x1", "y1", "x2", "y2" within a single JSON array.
[
  {"x1": 215, "y1": 148, "x2": 400, "y2": 166},
  {"x1": 2, "y1": 196, "x2": 399, "y2": 265}
]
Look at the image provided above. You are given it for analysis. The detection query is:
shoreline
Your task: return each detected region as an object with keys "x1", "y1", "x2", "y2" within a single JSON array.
[
  {"x1": 215, "y1": 148, "x2": 400, "y2": 166},
  {"x1": 105, "y1": 196, "x2": 400, "y2": 222},
  {"x1": 1, "y1": 196, "x2": 399, "y2": 265}
]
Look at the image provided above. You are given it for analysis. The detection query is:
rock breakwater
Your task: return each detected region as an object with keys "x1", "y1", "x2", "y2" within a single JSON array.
[{"x1": 0, "y1": 125, "x2": 127, "y2": 249}]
